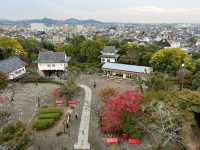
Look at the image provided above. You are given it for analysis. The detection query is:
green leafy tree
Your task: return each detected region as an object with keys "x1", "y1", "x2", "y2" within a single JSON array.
[
  {"x1": 61, "y1": 75, "x2": 78, "y2": 99},
  {"x1": 94, "y1": 35, "x2": 105, "y2": 49},
  {"x1": 145, "y1": 72, "x2": 175, "y2": 91},
  {"x1": 122, "y1": 112, "x2": 143, "y2": 138},
  {"x1": 192, "y1": 71, "x2": 200, "y2": 90},
  {"x1": 55, "y1": 44, "x2": 68, "y2": 52},
  {"x1": 69, "y1": 35, "x2": 86, "y2": 46},
  {"x1": 41, "y1": 41, "x2": 55, "y2": 51},
  {"x1": 105, "y1": 39, "x2": 120, "y2": 48},
  {"x1": 150, "y1": 48, "x2": 194, "y2": 74},
  {"x1": 195, "y1": 58, "x2": 200, "y2": 72},
  {"x1": 80, "y1": 40, "x2": 101, "y2": 62},
  {"x1": 0, "y1": 36, "x2": 26, "y2": 59},
  {"x1": 18, "y1": 37, "x2": 41, "y2": 61},
  {"x1": 119, "y1": 43, "x2": 159, "y2": 66},
  {"x1": 68, "y1": 35, "x2": 86, "y2": 59}
]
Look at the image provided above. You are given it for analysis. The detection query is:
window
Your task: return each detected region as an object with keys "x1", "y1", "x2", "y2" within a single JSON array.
[
  {"x1": 47, "y1": 64, "x2": 50, "y2": 67},
  {"x1": 52, "y1": 64, "x2": 55, "y2": 67}
]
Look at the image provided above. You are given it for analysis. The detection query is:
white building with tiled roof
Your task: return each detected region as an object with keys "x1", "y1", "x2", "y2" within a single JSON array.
[
  {"x1": 37, "y1": 51, "x2": 70, "y2": 76},
  {"x1": 0, "y1": 57, "x2": 26, "y2": 80},
  {"x1": 100, "y1": 46, "x2": 119, "y2": 63}
]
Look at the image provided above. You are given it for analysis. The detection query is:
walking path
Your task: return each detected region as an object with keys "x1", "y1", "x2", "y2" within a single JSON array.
[{"x1": 74, "y1": 84, "x2": 92, "y2": 150}]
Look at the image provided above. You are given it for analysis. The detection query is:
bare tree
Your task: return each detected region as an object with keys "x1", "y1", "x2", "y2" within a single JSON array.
[{"x1": 145, "y1": 102, "x2": 184, "y2": 149}]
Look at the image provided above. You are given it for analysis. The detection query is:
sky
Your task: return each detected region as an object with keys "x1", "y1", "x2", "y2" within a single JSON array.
[{"x1": 1, "y1": 0, "x2": 200, "y2": 23}]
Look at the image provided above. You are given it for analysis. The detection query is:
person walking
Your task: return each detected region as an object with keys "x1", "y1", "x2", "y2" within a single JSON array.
[
  {"x1": 75, "y1": 112, "x2": 78, "y2": 120},
  {"x1": 93, "y1": 81, "x2": 96, "y2": 88},
  {"x1": 63, "y1": 120, "x2": 66, "y2": 133}
]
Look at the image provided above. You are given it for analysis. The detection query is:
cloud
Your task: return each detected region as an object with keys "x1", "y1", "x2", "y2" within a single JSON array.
[
  {"x1": 1, "y1": 3, "x2": 200, "y2": 23},
  {"x1": 90, "y1": 6, "x2": 200, "y2": 23}
]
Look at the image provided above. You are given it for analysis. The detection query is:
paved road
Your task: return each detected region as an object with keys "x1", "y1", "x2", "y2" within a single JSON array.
[{"x1": 74, "y1": 84, "x2": 92, "y2": 150}]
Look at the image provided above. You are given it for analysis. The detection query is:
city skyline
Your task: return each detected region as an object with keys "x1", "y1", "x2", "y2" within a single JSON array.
[{"x1": 1, "y1": 0, "x2": 200, "y2": 23}]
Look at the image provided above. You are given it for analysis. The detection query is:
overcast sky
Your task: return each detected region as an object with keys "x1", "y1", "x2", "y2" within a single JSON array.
[{"x1": 1, "y1": 0, "x2": 200, "y2": 23}]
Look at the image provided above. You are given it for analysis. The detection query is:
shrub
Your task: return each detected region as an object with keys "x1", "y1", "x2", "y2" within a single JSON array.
[
  {"x1": 98, "y1": 86, "x2": 119, "y2": 103},
  {"x1": 145, "y1": 72, "x2": 175, "y2": 91}
]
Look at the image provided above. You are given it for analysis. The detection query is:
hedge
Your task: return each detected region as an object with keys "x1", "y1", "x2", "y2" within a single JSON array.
[
  {"x1": 32, "y1": 119, "x2": 55, "y2": 130},
  {"x1": 39, "y1": 107, "x2": 62, "y2": 114},
  {"x1": 38, "y1": 113, "x2": 61, "y2": 120},
  {"x1": 32, "y1": 107, "x2": 63, "y2": 130}
]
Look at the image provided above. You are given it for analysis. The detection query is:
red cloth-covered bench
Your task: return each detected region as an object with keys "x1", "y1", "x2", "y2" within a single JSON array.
[
  {"x1": 106, "y1": 138, "x2": 118, "y2": 144},
  {"x1": 56, "y1": 98, "x2": 65, "y2": 107},
  {"x1": 67, "y1": 100, "x2": 77, "y2": 108},
  {"x1": 128, "y1": 138, "x2": 141, "y2": 145}
]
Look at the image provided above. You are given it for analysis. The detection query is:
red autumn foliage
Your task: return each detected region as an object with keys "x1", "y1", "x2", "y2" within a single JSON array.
[{"x1": 101, "y1": 90, "x2": 142, "y2": 134}]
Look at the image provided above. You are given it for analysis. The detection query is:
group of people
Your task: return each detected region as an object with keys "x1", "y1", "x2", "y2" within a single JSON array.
[{"x1": 62, "y1": 111, "x2": 79, "y2": 135}]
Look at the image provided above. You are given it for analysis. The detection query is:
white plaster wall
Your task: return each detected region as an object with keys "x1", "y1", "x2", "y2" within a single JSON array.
[
  {"x1": 101, "y1": 52, "x2": 116, "y2": 56},
  {"x1": 38, "y1": 63, "x2": 67, "y2": 71},
  {"x1": 8, "y1": 67, "x2": 26, "y2": 80},
  {"x1": 101, "y1": 58, "x2": 116, "y2": 63}
]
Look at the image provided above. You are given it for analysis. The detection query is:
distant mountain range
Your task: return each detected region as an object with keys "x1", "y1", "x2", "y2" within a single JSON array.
[{"x1": 0, "y1": 18, "x2": 103, "y2": 25}]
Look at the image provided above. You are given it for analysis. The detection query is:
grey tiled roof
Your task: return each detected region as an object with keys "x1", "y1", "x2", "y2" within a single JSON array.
[
  {"x1": 38, "y1": 51, "x2": 69, "y2": 63},
  {"x1": 102, "y1": 62, "x2": 153, "y2": 73},
  {"x1": 0, "y1": 57, "x2": 26, "y2": 74},
  {"x1": 102, "y1": 46, "x2": 119, "y2": 53}
]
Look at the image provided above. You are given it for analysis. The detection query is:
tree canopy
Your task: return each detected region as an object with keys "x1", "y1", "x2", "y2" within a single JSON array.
[
  {"x1": 150, "y1": 48, "x2": 194, "y2": 74},
  {"x1": 192, "y1": 71, "x2": 200, "y2": 90},
  {"x1": 0, "y1": 36, "x2": 26, "y2": 59},
  {"x1": 119, "y1": 43, "x2": 160, "y2": 66},
  {"x1": 101, "y1": 90, "x2": 142, "y2": 134}
]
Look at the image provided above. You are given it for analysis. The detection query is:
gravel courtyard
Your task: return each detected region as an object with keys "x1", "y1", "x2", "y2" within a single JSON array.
[{"x1": 0, "y1": 83, "x2": 60, "y2": 124}]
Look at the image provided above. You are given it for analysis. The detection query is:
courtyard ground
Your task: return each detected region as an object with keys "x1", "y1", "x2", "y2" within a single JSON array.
[
  {"x1": 0, "y1": 83, "x2": 60, "y2": 125},
  {"x1": 1, "y1": 73, "x2": 152, "y2": 150},
  {"x1": 77, "y1": 74, "x2": 148, "y2": 150}
]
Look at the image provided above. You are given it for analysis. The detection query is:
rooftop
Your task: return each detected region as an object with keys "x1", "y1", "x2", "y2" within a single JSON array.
[
  {"x1": 101, "y1": 46, "x2": 119, "y2": 53},
  {"x1": 38, "y1": 51, "x2": 70, "y2": 63},
  {"x1": 102, "y1": 62, "x2": 153, "y2": 73},
  {"x1": 0, "y1": 57, "x2": 26, "y2": 74}
]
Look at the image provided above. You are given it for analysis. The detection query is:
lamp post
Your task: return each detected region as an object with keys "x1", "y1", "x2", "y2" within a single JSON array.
[{"x1": 180, "y1": 63, "x2": 185, "y2": 91}]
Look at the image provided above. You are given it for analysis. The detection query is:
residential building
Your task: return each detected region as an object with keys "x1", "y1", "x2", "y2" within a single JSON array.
[
  {"x1": 30, "y1": 23, "x2": 46, "y2": 32},
  {"x1": 100, "y1": 46, "x2": 119, "y2": 63},
  {"x1": 0, "y1": 57, "x2": 26, "y2": 80}
]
